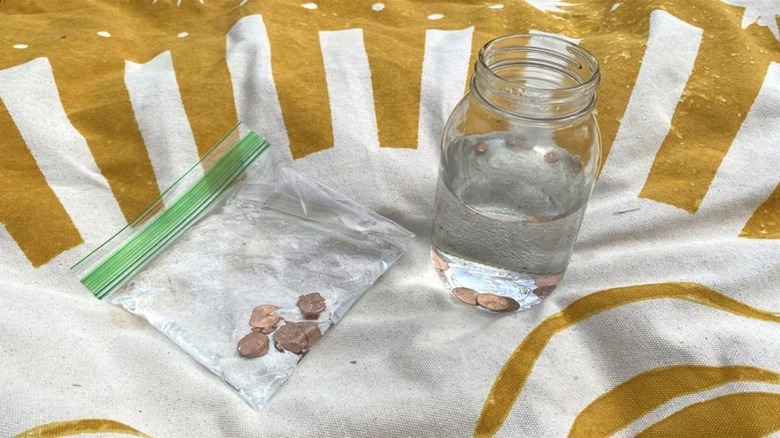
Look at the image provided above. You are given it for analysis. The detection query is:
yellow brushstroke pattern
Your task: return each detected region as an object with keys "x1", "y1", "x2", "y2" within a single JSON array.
[
  {"x1": 474, "y1": 282, "x2": 780, "y2": 437},
  {"x1": 569, "y1": 365, "x2": 780, "y2": 438},
  {"x1": 15, "y1": 419, "x2": 150, "y2": 438},
  {"x1": 742, "y1": 185, "x2": 780, "y2": 238},
  {"x1": 637, "y1": 392, "x2": 780, "y2": 438},
  {"x1": 0, "y1": 100, "x2": 83, "y2": 266},
  {"x1": 638, "y1": 1, "x2": 775, "y2": 214}
]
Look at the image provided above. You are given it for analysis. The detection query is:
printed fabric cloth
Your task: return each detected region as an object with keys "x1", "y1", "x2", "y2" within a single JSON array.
[{"x1": 1, "y1": 0, "x2": 779, "y2": 437}]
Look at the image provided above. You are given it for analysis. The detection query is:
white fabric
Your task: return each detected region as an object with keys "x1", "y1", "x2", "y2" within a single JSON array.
[{"x1": 2, "y1": 4, "x2": 780, "y2": 438}]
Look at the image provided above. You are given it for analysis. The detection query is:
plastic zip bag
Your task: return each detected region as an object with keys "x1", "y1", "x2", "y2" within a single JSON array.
[{"x1": 73, "y1": 125, "x2": 414, "y2": 410}]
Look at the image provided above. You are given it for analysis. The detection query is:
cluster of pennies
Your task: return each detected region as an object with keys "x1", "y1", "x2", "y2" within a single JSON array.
[
  {"x1": 237, "y1": 293, "x2": 326, "y2": 358},
  {"x1": 432, "y1": 251, "x2": 562, "y2": 312}
]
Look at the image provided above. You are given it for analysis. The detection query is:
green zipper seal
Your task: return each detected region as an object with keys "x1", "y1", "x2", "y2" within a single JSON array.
[{"x1": 81, "y1": 131, "x2": 269, "y2": 299}]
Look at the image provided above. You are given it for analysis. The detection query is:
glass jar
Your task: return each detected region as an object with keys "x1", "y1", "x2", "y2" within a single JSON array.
[{"x1": 431, "y1": 34, "x2": 601, "y2": 312}]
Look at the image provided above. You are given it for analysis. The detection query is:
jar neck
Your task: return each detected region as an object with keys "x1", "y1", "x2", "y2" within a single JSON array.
[{"x1": 472, "y1": 34, "x2": 600, "y2": 121}]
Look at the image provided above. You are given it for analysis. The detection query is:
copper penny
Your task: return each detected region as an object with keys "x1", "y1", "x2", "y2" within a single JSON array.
[
  {"x1": 503, "y1": 297, "x2": 521, "y2": 312},
  {"x1": 505, "y1": 136, "x2": 527, "y2": 149},
  {"x1": 273, "y1": 323, "x2": 308, "y2": 354},
  {"x1": 250, "y1": 305, "x2": 278, "y2": 327},
  {"x1": 257, "y1": 327, "x2": 274, "y2": 335},
  {"x1": 535, "y1": 272, "x2": 564, "y2": 288},
  {"x1": 250, "y1": 315, "x2": 281, "y2": 333},
  {"x1": 525, "y1": 217, "x2": 548, "y2": 223},
  {"x1": 298, "y1": 293, "x2": 326, "y2": 319},
  {"x1": 237, "y1": 332, "x2": 270, "y2": 358},
  {"x1": 534, "y1": 286, "x2": 556, "y2": 299},
  {"x1": 476, "y1": 293, "x2": 520, "y2": 312},
  {"x1": 544, "y1": 152, "x2": 560, "y2": 163},
  {"x1": 452, "y1": 287, "x2": 479, "y2": 306},
  {"x1": 295, "y1": 322, "x2": 323, "y2": 350},
  {"x1": 474, "y1": 142, "x2": 488, "y2": 153},
  {"x1": 256, "y1": 305, "x2": 278, "y2": 315},
  {"x1": 431, "y1": 250, "x2": 450, "y2": 271}
]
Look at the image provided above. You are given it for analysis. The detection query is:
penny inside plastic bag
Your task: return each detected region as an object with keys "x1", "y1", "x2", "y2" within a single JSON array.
[{"x1": 76, "y1": 128, "x2": 413, "y2": 410}]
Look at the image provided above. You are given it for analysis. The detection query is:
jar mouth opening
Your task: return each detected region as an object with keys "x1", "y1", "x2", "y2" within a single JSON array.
[{"x1": 477, "y1": 33, "x2": 600, "y2": 95}]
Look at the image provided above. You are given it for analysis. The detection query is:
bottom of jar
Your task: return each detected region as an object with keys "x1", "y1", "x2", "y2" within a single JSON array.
[{"x1": 431, "y1": 247, "x2": 562, "y2": 312}]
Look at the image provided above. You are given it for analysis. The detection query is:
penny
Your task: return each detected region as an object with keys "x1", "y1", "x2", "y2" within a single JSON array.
[
  {"x1": 452, "y1": 287, "x2": 479, "y2": 306},
  {"x1": 296, "y1": 322, "x2": 323, "y2": 350},
  {"x1": 273, "y1": 323, "x2": 308, "y2": 354},
  {"x1": 250, "y1": 314, "x2": 281, "y2": 333},
  {"x1": 476, "y1": 293, "x2": 520, "y2": 312},
  {"x1": 253, "y1": 305, "x2": 278, "y2": 316},
  {"x1": 505, "y1": 136, "x2": 527, "y2": 149},
  {"x1": 474, "y1": 142, "x2": 488, "y2": 153},
  {"x1": 431, "y1": 250, "x2": 449, "y2": 271},
  {"x1": 252, "y1": 327, "x2": 268, "y2": 333},
  {"x1": 525, "y1": 217, "x2": 548, "y2": 223},
  {"x1": 298, "y1": 293, "x2": 326, "y2": 319},
  {"x1": 534, "y1": 285, "x2": 556, "y2": 299},
  {"x1": 237, "y1": 331, "x2": 270, "y2": 358},
  {"x1": 544, "y1": 152, "x2": 560, "y2": 163},
  {"x1": 535, "y1": 272, "x2": 564, "y2": 288},
  {"x1": 250, "y1": 305, "x2": 278, "y2": 327}
]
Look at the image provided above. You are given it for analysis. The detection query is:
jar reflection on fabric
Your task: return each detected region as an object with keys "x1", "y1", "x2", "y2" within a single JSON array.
[{"x1": 431, "y1": 34, "x2": 601, "y2": 311}]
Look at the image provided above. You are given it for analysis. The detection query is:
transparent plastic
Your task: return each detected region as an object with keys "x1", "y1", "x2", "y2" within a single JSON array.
[
  {"x1": 431, "y1": 34, "x2": 601, "y2": 311},
  {"x1": 74, "y1": 125, "x2": 414, "y2": 409}
]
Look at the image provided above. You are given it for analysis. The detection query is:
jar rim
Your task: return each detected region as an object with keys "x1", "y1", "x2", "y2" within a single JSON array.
[
  {"x1": 469, "y1": 75, "x2": 598, "y2": 123},
  {"x1": 477, "y1": 33, "x2": 601, "y2": 95}
]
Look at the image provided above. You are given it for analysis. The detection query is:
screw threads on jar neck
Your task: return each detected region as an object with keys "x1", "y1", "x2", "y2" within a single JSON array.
[{"x1": 472, "y1": 34, "x2": 600, "y2": 121}]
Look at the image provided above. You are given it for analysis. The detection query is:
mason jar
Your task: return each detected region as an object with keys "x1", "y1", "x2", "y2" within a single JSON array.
[{"x1": 430, "y1": 34, "x2": 601, "y2": 312}]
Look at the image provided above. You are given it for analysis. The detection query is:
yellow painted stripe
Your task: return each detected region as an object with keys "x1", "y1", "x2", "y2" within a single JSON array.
[
  {"x1": 569, "y1": 365, "x2": 780, "y2": 438},
  {"x1": 636, "y1": 392, "x2": 780, "y2": 438},
  {"x1": 171, "y1": 15, "x2": 239, "y2": 157},
  {"x1": 639, "y1": 2, "x2": 778, "y2": 213},
  {"x1": 364, "y1": 28, "x2": 425, "y2": 148},
  {"x1": 742, "y1": 185, "x2": 780, "y2": 238},
  {"x1": 264, "y1": 7, "x2": 333, "y2": 158},
  {"x1": 0, "y1": 101, "x2": 83, "y2": 266},
  {"x1": 15, "y1": 419, "x2": 150, "y2": 438},
  {"x1": 474, "y1": 282, "x2": 780, "y2": 438}
]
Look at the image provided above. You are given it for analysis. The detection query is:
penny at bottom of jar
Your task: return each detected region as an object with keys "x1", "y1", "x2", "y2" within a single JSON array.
[{"x1": 431, "y1": 246, "x2": 562, "y2": 312}]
